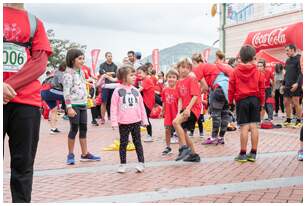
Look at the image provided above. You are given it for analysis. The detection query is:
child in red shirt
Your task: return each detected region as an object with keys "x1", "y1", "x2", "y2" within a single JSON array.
[
  {"x1": 161, "y1": 69, "x2": 179, "y2": 155},
  {"x1": 137, "y1": 65, "x2": 156, "y2": 142},
  {"x1": 228, "y1": 45, "x2": 265, "y2": 163},
  {"x1": 173, "y1": 58, "x2": 201, "y2": 162}
]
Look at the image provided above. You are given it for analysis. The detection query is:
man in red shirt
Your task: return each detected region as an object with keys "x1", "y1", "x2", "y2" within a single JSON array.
[
  {"x1": 228, "y1": 45, "x2": 265, "y2": 163},
  {"x1": 3, "y1": 3, "x2": 52, "y2": 202},
  {"x1": 257, "y1": 59, "x2": 274, "y2": 121}
]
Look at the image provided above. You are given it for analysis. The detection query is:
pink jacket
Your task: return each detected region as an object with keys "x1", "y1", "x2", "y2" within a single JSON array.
[{"x1": 111, "y1": 84, "x2": 148, "y2": 127}]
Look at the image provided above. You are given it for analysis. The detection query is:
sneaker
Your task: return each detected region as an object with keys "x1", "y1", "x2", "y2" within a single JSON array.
[
  {"x1": 50, "y1": 129, "x2": 56, "y2": 135},
  {"x1": 183, "y1": 153, "x2": 201, "y2": 162},
  {"x1": 199, "y1": 132, "x2": 204, "y2": 138},
  {"x1": 80, "y1": 153, "x2": 101, "y2": 162},
  {"x1": 175, "y1": 146, "x2": 191, "y2": 161},
  {"x1": 162, "y1": 147, "x2": 172, "y2": 155},
  {"x1": 144, "y1": 135, "x2": 154, "y2": 142},
  {"x1": 202, "y1": 137, "x2": 218, "y2": 145},
  {"x1": 274, "y1": 113, "x2": 278, "y2": 117},
  {"x1": 62, "y1": 115, "x2": 69, "y2": 120},
  {"x1": 91, "y1": 120, "x2": 99, "y2": 126},
  {"x1": 100, "y1": 119, "x2": 105, "y2": 124},
  {"x1": 234, "y1": 154, "x2": 248, "y2": 163},
  {"x1": 217, "y1": 137, "x2": 225, "y2": 145},
  {"x1": 135, "y1": 163, "x2": 145, "y2": 173},
  {"x1": 51, "y1": 128, "x2": 60, "y2": 133},
  {"x1": 189, "y1": 131, "x2": 194, "y2": 137},
  {"x1": 170, "y1": 137, "x2": 178, "y2": 144},
  {"x1": 117, "y1": 164, "x2": 126, "y2": 173},
  {"x1": 246, "y1": 152, "x2": 257, "y2": 162},
  {"x1": 293, "y1": 122, "x2": 303, "y2": 129},
  {"x1": 298, "y1": 150, "x2": 303, "y2": 161},
  {"x1": 283, "y1": 120, "x2": 292, "y2": 127},
  {"x1": 66, "y1": 153, "x2": 75, "y2": 165}
]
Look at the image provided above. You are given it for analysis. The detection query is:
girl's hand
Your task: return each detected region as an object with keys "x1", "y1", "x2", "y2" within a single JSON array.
[{"x1": 67, "y1": 108, "x2": 77, "y2": 117}]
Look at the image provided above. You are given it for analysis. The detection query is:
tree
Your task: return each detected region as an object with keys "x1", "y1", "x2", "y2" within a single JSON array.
[{"x1": 47, "y1": 29, "x2": 87, "y2": 70}]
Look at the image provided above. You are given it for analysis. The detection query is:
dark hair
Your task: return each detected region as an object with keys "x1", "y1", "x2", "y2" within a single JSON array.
[
  {"x1": 117, "y1": 65, "x2": 135, "y2": 82},
  {"x1": 239, "y1": 45, "x2": 256, "y2": 64},
  {"x1": 145, "y1": 62, "x2": 153, "y2": 68},
  {"x1": 275, "y1": 63, "x2": 283, "y2": 73},
  {"x1": 285, "y1": 44, "x2": 297, "y2": 52},
  {"x1": 46, "y1": 71, "x2": 51, "y2": 75},
  {"x1": 137, "y1": 65, "x2": 149, "y2": 74},
  {"x1": 158, "y1": 71, "x2": 165, "y2": 77},
  {"x1": 166, "y1": 69, "x2": 179, "y2": 79},
  {"x1": 105, "y1": 52, "x2": 112, "y2": 57},
  {"x1": 127, "y1": 51, "x2": 135, "y2": 56},
  {"x1": 151, "y1": 69, "x2": 156, "y2": 75},
  {"x1": 227, "y1": 57, "x2": 236, "y2": 68},
  {"x1": 58, "y1": 62, "x2": 67, "y2": 72},
  {"x1": 257, "y1": 59, "x2": 266, "y2": 68},
  {"x1": 66, "y1": 49, "x2": 84, "y2": 68}
]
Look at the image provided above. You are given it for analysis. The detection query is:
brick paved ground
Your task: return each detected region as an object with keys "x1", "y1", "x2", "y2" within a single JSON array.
[{"x1": 3, "y1": 113, "x2": 303, "y2": 203}]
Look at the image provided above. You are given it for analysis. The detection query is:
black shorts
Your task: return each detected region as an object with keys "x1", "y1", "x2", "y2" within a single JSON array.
[
  {"x1": 69, "y1": 105, "x2": 87, "y2": 125},
  {"x1": 236, "y1": 96, "x2": 260, "y2": 125},
  {"x1": 284, "y1": 86, "x2": 302, "y2": 97},
  {"x1": 180, "y1": 110, "x2": 197, "y2": 131}
]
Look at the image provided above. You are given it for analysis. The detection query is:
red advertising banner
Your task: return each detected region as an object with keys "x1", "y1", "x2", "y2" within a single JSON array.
[
  {"x1": 243, "y1": 22, "x2": 303, "y2": 52},
  {"x1": 202, "y1": 48, "x2": 211, "y2": 63},
  {"x1": 152, "y1": 49, "x2": 160, "y2": 72},
  {"x1": 91, "y1": 49, "x2": 100, "y2": 75}
]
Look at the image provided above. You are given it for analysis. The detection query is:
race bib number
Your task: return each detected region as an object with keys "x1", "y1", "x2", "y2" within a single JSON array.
[{"x1": 3, "y1": 42, "x2": 28, "y2": 73}]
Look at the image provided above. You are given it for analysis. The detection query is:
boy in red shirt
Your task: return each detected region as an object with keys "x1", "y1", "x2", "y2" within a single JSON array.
[
  {"x1": 257, "y1": 59, "x2": 274, "y2": 121},
  {"x1": 161, "y1": 69, "x2": 179, "y2": 155},
  {"x1": 137, "y1": 65, "x2": 156, "y2": 142},
  {"x1": 228, "y1": 45, "x2": 265, "y2": 163},
  {"x1": 173, "y1": 58, "x2": 201, "y2": 162}
]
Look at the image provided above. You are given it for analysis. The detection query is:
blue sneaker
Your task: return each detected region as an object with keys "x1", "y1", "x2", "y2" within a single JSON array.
[
  {"x1": 80, "y1": 153, "x2": 101, "y2": 162},
  {"x1": 66, "y1": 153, "x2": 75, "y2": 165}
]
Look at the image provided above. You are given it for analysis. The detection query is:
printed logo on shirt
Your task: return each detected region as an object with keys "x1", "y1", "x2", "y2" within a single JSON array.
[
  {"x1": 166, "y1": 93, "x2": 176, "y2": 104},
  {"x1": 118, "y1": 88, "x2": 139, "y2": 110},
  {"x1": 179, "y1": 85, "x2": 188, "y2": 96}
]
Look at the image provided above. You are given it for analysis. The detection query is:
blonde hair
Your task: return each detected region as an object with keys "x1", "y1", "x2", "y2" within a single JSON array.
[
  {"x1": 177, "y1": 57, "x2": 192, "y2": 69},
  {"x1": 191, "y1": 53, "x2": 204, "y2": 63},
  {"x1": 166, "y1": 69, "x2": 179, "y2": 79},
  {"x1": 216, "y1": 50, "x2": 225, "y2": 60}
]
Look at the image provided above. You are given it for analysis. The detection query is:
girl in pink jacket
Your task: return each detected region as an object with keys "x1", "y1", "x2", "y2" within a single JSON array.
[{"x1": 111, "y1": 65, "x2": 148, "y2": 173}]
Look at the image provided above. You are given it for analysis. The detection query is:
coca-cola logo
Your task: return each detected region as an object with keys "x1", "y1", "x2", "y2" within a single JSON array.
[{"x1": 251, "y1": 27, "x2": 288, "y2": 48}]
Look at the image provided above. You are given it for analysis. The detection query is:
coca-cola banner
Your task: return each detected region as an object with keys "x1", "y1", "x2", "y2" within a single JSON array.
[
  {"x1": 152, "y1": 49, "x2": 160, "y2": 72},
  {"x1": 244, "y1": 22, "x2": 303, "y2": 52},
  {"x1": 91, "y1": 49, "x2": 100, "y2": 75}
]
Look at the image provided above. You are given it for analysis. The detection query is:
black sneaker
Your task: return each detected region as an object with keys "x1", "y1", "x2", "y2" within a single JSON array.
[
  {"x1": 175, "y1": 146, "x2": 191, "y2": 161},
  {"x1": 183, "y1": 153, "x2": 201, "y2": 162},
  {"x1": 162, "y1": 147, "x2": 172, "y2": 155},
  {"x1": 234, "y1": 154, "x2": 248, "y2": 163},
  {"x1": 91, "y1": 120, "x2": 99, "y2": 126}
]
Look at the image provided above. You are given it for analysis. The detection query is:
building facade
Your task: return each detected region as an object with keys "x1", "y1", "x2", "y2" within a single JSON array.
[{"x1": 221, "y1": 3, "x2": 303, "y2": 62}]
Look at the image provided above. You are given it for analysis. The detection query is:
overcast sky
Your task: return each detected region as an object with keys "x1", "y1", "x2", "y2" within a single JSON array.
[{"x1": 25, "y1": 3, "x2": 220, "y2": 64}]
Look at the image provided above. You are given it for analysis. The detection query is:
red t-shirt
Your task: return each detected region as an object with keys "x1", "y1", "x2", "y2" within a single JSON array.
[
  {"x1": 176, "y1": 76, "x2": 201, "y2": 118},
  {"x1": 150, "y1": 75, "x2": 158, "y2": 86},
  {"x1": 193, "y1": 63, "x2": 221, "y2": 87},
  {"x1": 141, "y1": 76, "x2": 156, "y2": 110},
  {"x1": 161, "y1": 87, "x2": 179, "y2": 126},
  {"x1": 3, "y1": 7, "x2": 52, "y2": 107},
  {"x1": 263, "y1": 69, "x2": 273, "y2": 89},
  {"x1": 82, "y1": 65, "x2": 92, "y2": 79}
]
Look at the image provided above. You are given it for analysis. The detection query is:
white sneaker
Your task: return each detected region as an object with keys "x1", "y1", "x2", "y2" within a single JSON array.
[
  {"x1": 170, "y1": 137, "x2": 179, "y2": 144},
  {"x1": 49, "y1": 130, "x2": 56, "y2": 135},
  {"x1": 144, "y1": 135, "x2": 154, "y2": 142},
  {"x1": 135, "y1": 163, "x2": 145, "y2": 173},
  {"x1": 117, "y1": 164, "x2": 126, "y2": 173}
]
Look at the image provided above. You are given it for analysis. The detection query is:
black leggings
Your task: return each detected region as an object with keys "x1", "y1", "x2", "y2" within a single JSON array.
[
  {"x1": 119, "y1": 122, "x2": 144, "y2": 164},
  {"x1": 190, "y1": 114, "x2": 204, "y2": 133},
  {"x1": 144, "y1": 105, "x2": 152, "y2": 136},
  {"x1": 90, "y1": 106, "x2": 99, "y2": 121},
  {"x1": 300, "y1": 127, "x2": 303, "y2": 142},
  {"x1": 274, "y1": 89, "x2": 284, "y2": 113},
  {"x1": 68, "y1": 106, "x2": 87, "y2": 139}
]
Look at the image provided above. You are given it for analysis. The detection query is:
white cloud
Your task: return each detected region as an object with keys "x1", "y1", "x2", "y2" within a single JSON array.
[{"x1": 25, "y1": 3, "x2": 220, "y2": 64}]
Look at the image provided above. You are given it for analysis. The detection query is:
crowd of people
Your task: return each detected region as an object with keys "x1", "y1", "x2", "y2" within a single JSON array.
[{"x1": 3, "y1": 3, "x2": 303, "y2": 203}]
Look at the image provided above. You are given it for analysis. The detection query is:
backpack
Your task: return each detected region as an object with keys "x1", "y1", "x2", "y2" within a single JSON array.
[{"x1": 3, "y1": 12, "x2": 37, "y2": 52}]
